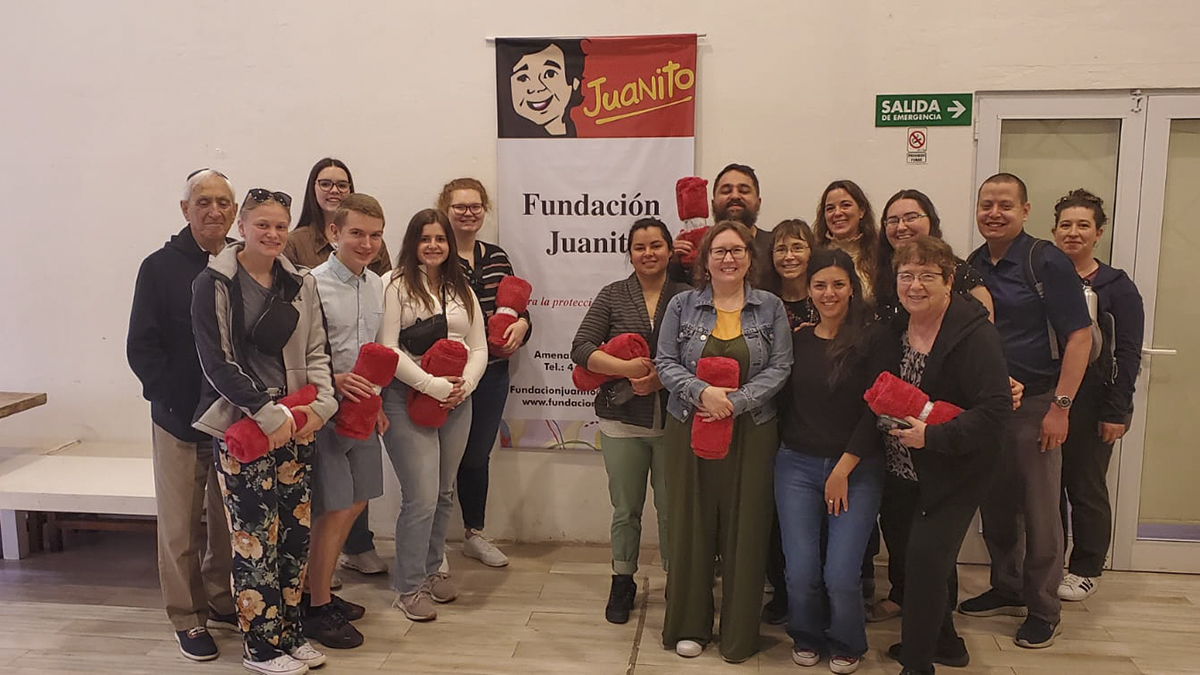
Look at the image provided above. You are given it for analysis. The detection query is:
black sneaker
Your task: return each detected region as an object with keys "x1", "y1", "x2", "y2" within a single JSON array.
[
  {"x1": 1014, "y1": 616, "x2": 1061, "y2": 649},
  {"x1": 887, "y1": 640, "x2": 970, "y2": 668},
  {"x1": 174, "y1": 626, "x2": 219, "y2": 661},
  {"x1": 207, "y1": 609, "x2": 239, "y2": 631},
  {"x1": 761, "y1": 593, "x2": 788, "y2": 625},
  {"x1": 604, "y1": 574, "x2": 637, "y2": 624},
  {"x1": 957, "y1": 589, "x2": 1028, "y2": 617},
  {"x1": 304, "y1": 592, "x2": 366, "y2": 622},
  {"x1": 303, "y1": 603, "x2": 364, "y2": 650}
]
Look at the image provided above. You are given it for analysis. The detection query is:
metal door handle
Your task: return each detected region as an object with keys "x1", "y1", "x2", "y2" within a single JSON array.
[{"x1": 1141, "y1": 346, "x2": 1178, "y2": 356}]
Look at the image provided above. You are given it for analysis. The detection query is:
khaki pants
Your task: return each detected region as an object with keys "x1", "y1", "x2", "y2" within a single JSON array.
[{"x1": 152, "y1": 422, "x2": 234, "y2": 630}]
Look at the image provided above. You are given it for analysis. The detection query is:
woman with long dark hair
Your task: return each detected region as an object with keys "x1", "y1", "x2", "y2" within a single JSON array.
[
  {"x1": 813, "y1": 180, "x2": 882, "y2": 302},
  {"x1": 571, "y1": 217, "x2": 689, "y2": 624},
  {"x1": 379, "y1": 209, "x2": 487, "y2": 622},
  {"x1": 284, "y1": 157, "x2": 392, "y2": 276}
]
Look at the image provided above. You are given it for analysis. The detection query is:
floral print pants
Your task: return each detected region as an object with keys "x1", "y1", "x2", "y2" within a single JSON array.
[{"x1": 215, "y1": 439, "x2": 313, "y2": 661}]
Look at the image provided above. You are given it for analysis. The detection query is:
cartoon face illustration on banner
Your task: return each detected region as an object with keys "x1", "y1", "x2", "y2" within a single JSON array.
[{"x1": 497, "y1": 39, "x2": 586, "y2": 137}]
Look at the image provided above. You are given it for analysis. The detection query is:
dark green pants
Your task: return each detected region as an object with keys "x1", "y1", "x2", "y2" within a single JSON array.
[{"x1": 661, "y1": 413, "x2": 778, "y2": 662}]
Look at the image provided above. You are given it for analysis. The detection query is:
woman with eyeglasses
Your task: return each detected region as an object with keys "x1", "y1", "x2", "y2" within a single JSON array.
[
  {"x1": 657, "y1": 221, "x2": 792, "y2": 663},
  {"x1": 755, "y1": 218, "x2": 820, "y2": 626},
  {"x1": 776, "y1": 249, "x2": 892, "y2": 675},
  {"x1": 436, "y1": 177, "x2": 532, "y2": 569},
  {"x1": 814, "y1": 180, "x2": 883, "y2": 302},
  {"x1": 379, "y1": 208, "x2": 487, "y2": 623},
  {"x1": 880, "y1": 236, "x2": 1011, "y2": 675},
  {"x1": 192, "y1": 188, "x2": 337, "y2": 675},
  {"x1": 867, "y1": 189, "x2": 995, "y2": 626},
  {"x1": 284, "y1": 157, "x2": 392, "y2": 276}
]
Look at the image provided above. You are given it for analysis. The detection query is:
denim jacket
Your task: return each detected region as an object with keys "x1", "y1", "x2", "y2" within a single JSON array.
[{"x1": 656, "y1": 284, "x2": 792, "y2": 425}]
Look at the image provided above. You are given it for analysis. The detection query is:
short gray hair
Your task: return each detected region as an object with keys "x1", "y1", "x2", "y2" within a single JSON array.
[{"x1": 182, "y1": 168, "x2": 235, "y2": 201}]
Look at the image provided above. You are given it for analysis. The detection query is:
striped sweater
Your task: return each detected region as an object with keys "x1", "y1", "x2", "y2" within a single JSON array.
[
  {"x1": 571, "y1": 274, "x2": 690, "y2": 428},
  {"x1": 458, "y1": 239, "x2": 533, "y2": 364}
]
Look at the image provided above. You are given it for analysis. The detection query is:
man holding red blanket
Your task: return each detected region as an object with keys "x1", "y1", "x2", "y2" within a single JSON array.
[{"x1": 305, "y1": 194, "x2": 390, "y2": 649}]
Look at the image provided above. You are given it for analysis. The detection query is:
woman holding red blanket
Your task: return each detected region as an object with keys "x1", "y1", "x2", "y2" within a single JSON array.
[
  {"x1": 656, "y1": 221, "x2": 792, "y2": 663},
  {"x1": 439, "y1": 177, "x2": 531, "y2": 568},
  {"x1": 881, "y1": 236, "x2": 1011, "y2": 675},
  {"x1": 379, "y1": 209, "x2": 486, "y2": 623},
  {"x1": 570, "y1": 218, "x2": 690, "y2": 625},
  {"x1": 192, "y1": 188, "x2": 337, "y2": 674}
]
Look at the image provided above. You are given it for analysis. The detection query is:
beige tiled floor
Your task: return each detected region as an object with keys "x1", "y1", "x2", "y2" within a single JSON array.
[{"x1": 0, "y1": 532, "x2": 1197, "y2": 673}]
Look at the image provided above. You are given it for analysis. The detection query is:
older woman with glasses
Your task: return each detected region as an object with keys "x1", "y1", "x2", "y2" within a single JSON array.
[
  {"x1": 881, "y1": 235, "x2": 1011, "y2": 675},
  {"x1": 192, "y1": 188, "x2": 337, "y2": 675},
  {"x1": 656, "y1": 220, "x2": 792, "y2": 663}
]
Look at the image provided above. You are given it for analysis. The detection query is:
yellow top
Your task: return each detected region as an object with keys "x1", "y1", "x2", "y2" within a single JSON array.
[{"x1": 713, "y1": 309, "x2": 742, "y2": 340}]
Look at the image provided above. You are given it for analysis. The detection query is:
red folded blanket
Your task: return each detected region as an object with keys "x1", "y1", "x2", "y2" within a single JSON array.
[
  {"x1": 691, "y1": 356, "x2": 740, "y2": 459},
  {"x1": 487, "y1": 275, "x2": 532, "y2": 358},
  {"x1": 335, "y1": 343, "x2": 400, "y2": 440},
  {"x1": 676, "y1": 226, "x2": 709, "y2": 267},
  {"x1": 863, "y1": 371, "x2": 962, "y2": 425},
  {"x1": 407, "y1": 339, "x2": 469, "y2": 429},
  {"x1": 571, "y1": 333, "x2": 650, "y2": 392},
  {"x1": 675, "y1": 176, "x2": 709, "y2": 221},
  {"x1": 226, "y1": 384, "x2": 318, "y2": 463}
]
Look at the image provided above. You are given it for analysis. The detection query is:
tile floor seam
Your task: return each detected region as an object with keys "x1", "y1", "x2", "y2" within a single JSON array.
[{"x1": 625, "y1": 573, "x2": 650, "y2": 675}]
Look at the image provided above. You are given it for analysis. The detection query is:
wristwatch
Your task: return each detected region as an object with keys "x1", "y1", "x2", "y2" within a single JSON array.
[{"x1": 1053, "y1": 395, "x2": 1073, "y2": 410}]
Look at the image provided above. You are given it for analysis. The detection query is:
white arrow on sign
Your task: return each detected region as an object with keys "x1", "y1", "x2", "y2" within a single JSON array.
[{"x1": 948, "y1": 100, "x2": 966, "y2": 119}]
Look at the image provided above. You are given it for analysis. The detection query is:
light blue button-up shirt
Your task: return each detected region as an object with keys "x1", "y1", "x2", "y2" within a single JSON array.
[{"x1": 312, "y1": 254, "x2": 385, "y2": 375}]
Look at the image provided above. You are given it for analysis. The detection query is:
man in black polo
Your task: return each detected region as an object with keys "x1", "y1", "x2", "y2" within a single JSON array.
[
  {"x1": 127, "y1": 169, "x2": 238, "y2": 662},
  {"x1": 960, "y1": 173, "x2": 1092, "y2": 649}
]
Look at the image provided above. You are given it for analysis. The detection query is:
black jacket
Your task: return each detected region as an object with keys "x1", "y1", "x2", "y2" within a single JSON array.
[
  {"x1": 1086, "y1": 262, "x2": 1144, "y2": 426},
  {"x1": 127, "y1": 227, "x2": 225, "y2": 443},
  {"x1": 895, "y1": 295, "x2": 1013, "y2": 512}
]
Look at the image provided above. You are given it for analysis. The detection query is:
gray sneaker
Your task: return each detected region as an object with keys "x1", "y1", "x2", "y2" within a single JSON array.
[
  {"x1": 427, "y1": 571, "x2": 458, "y2": 603},
  {"x1": 339, "y1": 550, "x2": 388, "y2": 575},
  {"x1": 393, "y1": 589, "x2": 437, "y2": 621}
]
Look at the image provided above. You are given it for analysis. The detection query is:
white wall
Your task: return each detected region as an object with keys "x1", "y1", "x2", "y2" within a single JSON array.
[{"x1": 2, "y1": 1, "x2": 1198, "y2": 542}]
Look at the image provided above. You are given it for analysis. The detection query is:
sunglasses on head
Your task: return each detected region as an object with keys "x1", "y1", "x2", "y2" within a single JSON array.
[
  {"x1": 244, "y1": 188, "x2": 292, "y2": 209},
  {"x1": 186, "y1": 167, "x2": 229, "y2": 180}
]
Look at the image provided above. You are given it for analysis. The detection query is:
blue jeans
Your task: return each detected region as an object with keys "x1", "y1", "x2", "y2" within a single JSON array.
[{"x1": 775, "y1": 448, "x2": 883, "y2": 657}]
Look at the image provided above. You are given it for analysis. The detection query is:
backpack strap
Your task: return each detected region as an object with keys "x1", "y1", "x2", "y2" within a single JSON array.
[{"x1": 1024, "y1": 239, "x2": 1060, "y2": 360}]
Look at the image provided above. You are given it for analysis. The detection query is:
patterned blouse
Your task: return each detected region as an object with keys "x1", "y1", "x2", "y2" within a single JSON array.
[{"x1": 885, "y1": 332, "x2": 927, "y2": 482}]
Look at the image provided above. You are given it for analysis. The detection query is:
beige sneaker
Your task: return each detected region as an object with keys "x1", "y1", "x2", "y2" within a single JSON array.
[
  {"x1": 462, "y1": 530, "x2": 509, "y2": 567},
  {"x1": 427, "y1": 571, "x2": 458, "y2": 603},
  {"x1": 392, "y1": 589, "x2": 437, "y2": 621},
  {"x1": 339, "y1": 550, "x2": 388, "y2": 575},
  {"x1": 329, "y1": 569, "x2": 343, "y2": 591}
]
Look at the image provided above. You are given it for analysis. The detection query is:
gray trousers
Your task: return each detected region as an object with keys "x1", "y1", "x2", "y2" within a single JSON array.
[
  {"x1": 151, "y1": 422, "x2": 234, "y2": 631},
  {"x1": 980, "y1": 390, "x2": 1063, "y2": 623},
  {"x1": 381, "y1": 384, "x2": 472, "y2": 595}
]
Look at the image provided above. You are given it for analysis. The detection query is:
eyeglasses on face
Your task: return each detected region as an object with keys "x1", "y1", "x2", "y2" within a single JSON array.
[
  {"x1": 449, "y1": 203, "x2": 485, "y2": 215},
  {"x1": 883, "y1": 212, "x2": 928, "y2": 228},
  {"x1": 245, "y1": 188, "x2": 292, "y2": 209},
  {"x1": 896, "y1": 271, "x2": 943, "y2": 285},
  {"x1": 315, "y1": 179, "x2": 351, "y2": 193},
  {"x1": 773, "y1": 243, "x2": 810, "y2": 256},
  {"x1": 710, "y1": 246, "x2": 748, "y2": 261}
]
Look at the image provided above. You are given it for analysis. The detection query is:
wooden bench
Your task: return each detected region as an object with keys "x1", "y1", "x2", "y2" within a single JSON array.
[{"x1": 0, "y1": 441, "x2": 154, "y2": 560}]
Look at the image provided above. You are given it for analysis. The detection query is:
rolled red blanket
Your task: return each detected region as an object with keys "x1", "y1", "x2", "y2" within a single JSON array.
[
  {"x1": 691, "y1": 356, "x2": 740, "y2": 459},
  {"x1": 407, "y1": 339, "x2": 469, "y2": 429},
  {"x1": 675, "y1": 176, "x2": 709, "y2": 221},
  {"x1": 226, "y1": 384, "x2": 318, "y2": 463},
  {"x1": 335, "y1": 343, "x2": 400, "y2": 440},
  {"x1": 863, "y1": 371, "x2": 963, "y2": 424},
  {"x1": 677, "y1": 226, "x2": 709, "y2": 267},
  {"x1": 487, "y1": 275, "x2": 532, "y2": 357},
  {"x1": 571, "y1": 333, "x2": 650, "y2": 392}
]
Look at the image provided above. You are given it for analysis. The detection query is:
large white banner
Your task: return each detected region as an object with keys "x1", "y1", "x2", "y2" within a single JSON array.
[{"x1": 495, "y1": 35, "x2": 697, "y2": 450}]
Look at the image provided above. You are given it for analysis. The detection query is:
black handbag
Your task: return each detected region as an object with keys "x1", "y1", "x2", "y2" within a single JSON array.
[
  {"x1": 398, "y1": 286, "x2": 448, "y2": 355},
  {"x1": 249, "y1": 290, "x2": 300, "y2": 356}
]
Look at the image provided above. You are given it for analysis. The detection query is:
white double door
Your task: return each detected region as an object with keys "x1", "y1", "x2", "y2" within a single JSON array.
[{"x1": 966, "y1": 90, "x2": 1200, "y2": 573}]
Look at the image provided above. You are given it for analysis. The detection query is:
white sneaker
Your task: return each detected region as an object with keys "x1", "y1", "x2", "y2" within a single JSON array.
[
  {"x1": 439, "y1": 556, "x2": 450, "y2": 574},
  {"x1": 329, "y1": 569, "x2": 343, "y2": 590},
  {"x1": 1058, "y1": 572, "x2": 1098, "y2": 601},
  {"x1": 462, "y1": 530, "x2": 509, "y2": 567},
  {"x1": 339, "y1": 550, "x2": 388, "y2": 575},
  {"x1": 675, "y1": 639, "x2": 704, "y2": 658},
  {"x1": 288, "y1": 641, "x2": 326, "y2": 668},
  {"x1": 242, "y1": 653, "x2": 309, "y2": 675}
]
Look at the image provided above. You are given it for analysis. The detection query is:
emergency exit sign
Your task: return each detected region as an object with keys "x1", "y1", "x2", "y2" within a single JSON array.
[{"x1": 875, "y1": 94, "x2": 972, "y2": 127}]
